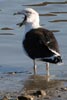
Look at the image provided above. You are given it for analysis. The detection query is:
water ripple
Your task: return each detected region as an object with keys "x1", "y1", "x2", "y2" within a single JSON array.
[
  {"x1": 23, "y1": 1, "x2": 67, "y2": 6},
  {"x1": 49, "y1": 20, "x2": 67, "y2": 23},
  {"x1": 51, "y1": 12, "x2": 67, "y2": 14},
  {"x1": 39, "y1": 13, "x2": 57, "y2": 16}
]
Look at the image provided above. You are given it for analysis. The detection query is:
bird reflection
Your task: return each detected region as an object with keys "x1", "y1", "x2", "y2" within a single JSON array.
[{"x1": 23, "y1": 75, "x2": 61, "y2": 91}]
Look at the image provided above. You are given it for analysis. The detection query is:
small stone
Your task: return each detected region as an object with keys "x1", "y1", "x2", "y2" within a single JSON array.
[
  {"x1": 18, "y1": 95, "x2": 34, "y2": 100},
  {"x1": 61, "y1": 87, "x2": 67, "y2": 91},
  {"x1": 8, "y1": 72, "x2": 16, "y2": 75},
  {"x1": 58, "y1": 95, "x2": 61, "y2": 98},
  {"x1": 64, "y1": 87, "x2": 67, "y2": 91},
  {"x1": 35, "y1": 90, "x2": 46, "y2": 97},
  {"x1": 2, "y1": 96, "x2": 8, "y2": 100}
]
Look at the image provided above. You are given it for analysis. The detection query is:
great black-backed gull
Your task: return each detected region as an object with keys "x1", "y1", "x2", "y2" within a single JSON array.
[{"x1": 15, "y1": 8, "x2": 62, "y2": 77}]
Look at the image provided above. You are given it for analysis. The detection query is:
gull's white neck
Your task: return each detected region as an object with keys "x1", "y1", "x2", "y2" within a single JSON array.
[
  {"x1": 25, "y1": 22, "x2": 41, "y2": 33},
  {"x1": 23, "y1": 10, "x2": 42, "y2": 33}
]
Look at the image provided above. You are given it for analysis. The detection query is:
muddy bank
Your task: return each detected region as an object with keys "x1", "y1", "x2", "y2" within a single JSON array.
[
  {"x1": 0, "y1": 75, "x2": 67, "y2": 100},
  {"x1": 20, "y1": 75, "x2": 67, "y2": 100}
]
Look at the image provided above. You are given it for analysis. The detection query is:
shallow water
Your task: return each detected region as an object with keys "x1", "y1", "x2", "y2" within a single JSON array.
[{"x1": 0, "y1": 0, "x2": 67, "y2": 96}]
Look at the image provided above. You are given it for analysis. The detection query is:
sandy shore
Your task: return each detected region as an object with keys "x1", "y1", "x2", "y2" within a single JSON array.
[{"x1": 0, "y1": 75, "x2": 67, "y2": 100}]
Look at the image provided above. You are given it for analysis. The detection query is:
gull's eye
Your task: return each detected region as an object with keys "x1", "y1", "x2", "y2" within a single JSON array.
[{"x1": 25, "y1": 11, "x2": 31, "y2": 14}]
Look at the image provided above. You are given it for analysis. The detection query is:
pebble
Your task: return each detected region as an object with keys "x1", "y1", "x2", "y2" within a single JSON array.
[
  {"x1": 34, "y1": 90, "x2": 46, "y2": 97},
  {"x1": 61, "y1": 87, "x2": 67, "y2": 91},
  {"x1": 2, "y1": 96, "x2": 9, "y2": 100},
  {"x1": 8, "y1": 72, "x2": 17, "y2": 75},
  {"x1": 58, "y1": 95, "x2": 61, "y2": 98},
  {"x1": 18, "y1": 95, "x2": 34, "y2": 100}
]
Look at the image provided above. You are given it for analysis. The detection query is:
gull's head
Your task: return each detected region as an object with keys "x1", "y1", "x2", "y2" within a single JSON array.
[{"x1": 14, "y1": 8, "x2": 40, "y2": 28}]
